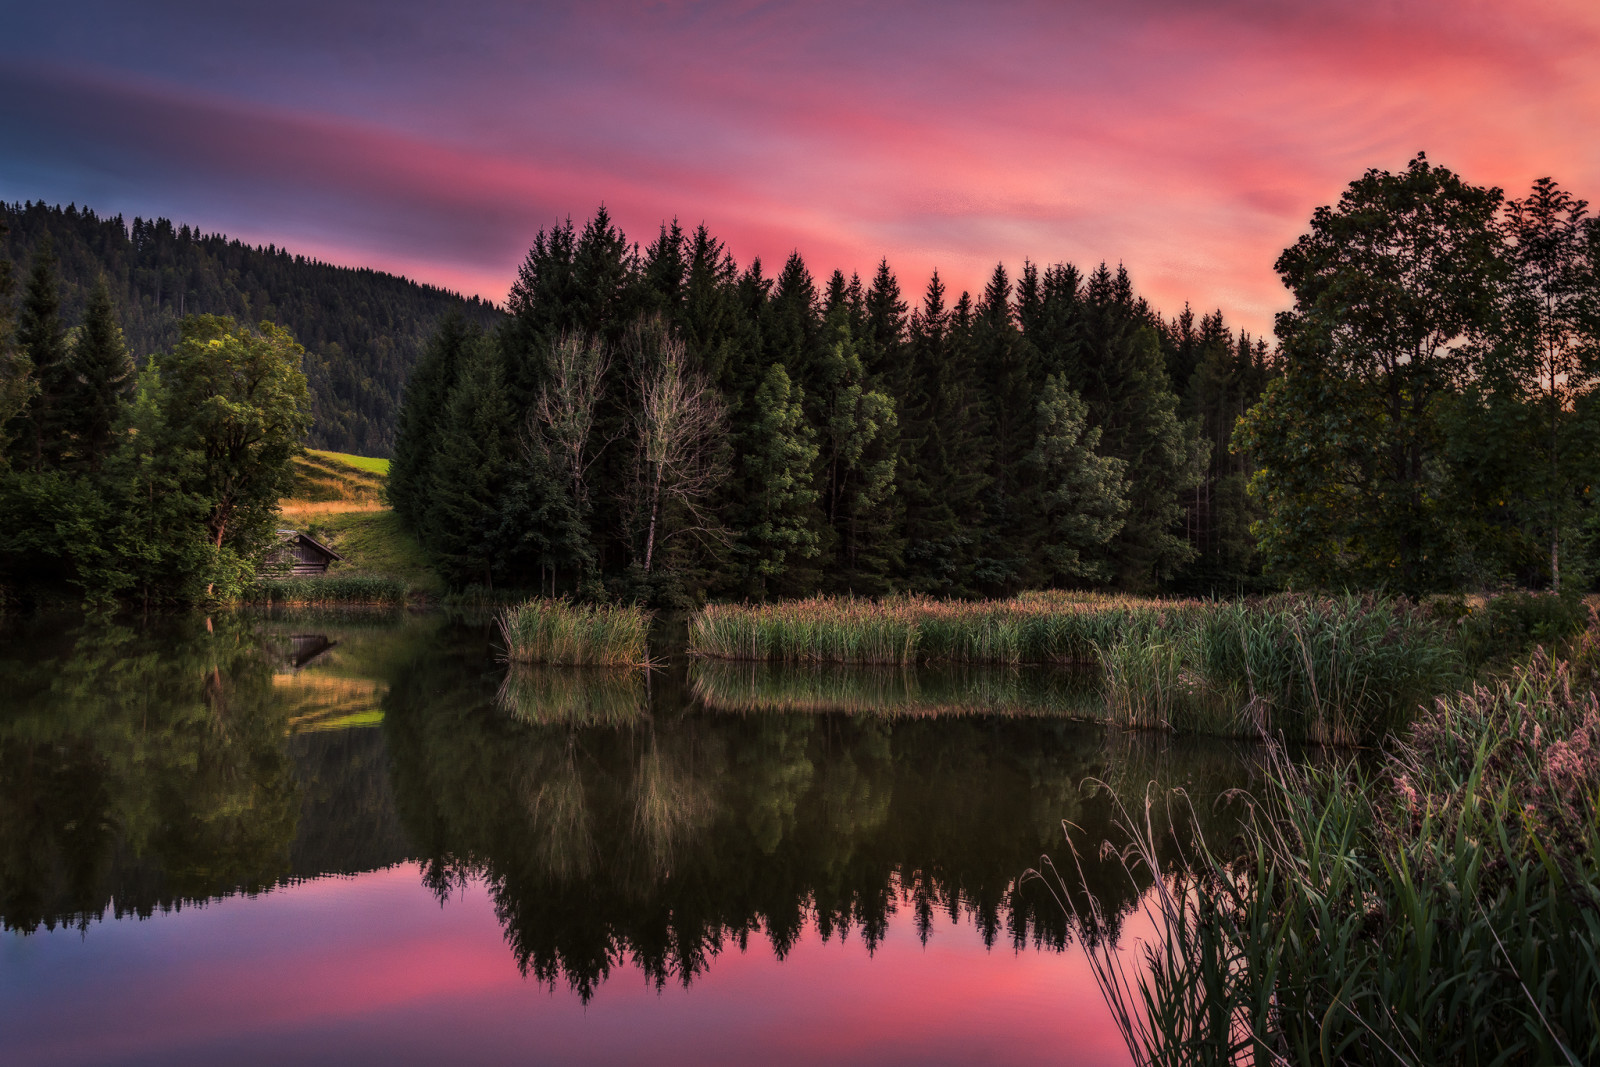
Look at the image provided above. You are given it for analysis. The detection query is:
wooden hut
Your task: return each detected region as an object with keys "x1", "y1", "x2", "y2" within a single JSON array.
[{"x1": 267, "y1": 529, "x2": 344, "y2": 577}]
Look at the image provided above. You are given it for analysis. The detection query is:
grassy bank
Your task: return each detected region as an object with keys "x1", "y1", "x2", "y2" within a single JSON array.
[
  {"x1": 1056, "y1": 652, "x2": 1600, "y2": 1064},
  {"x1": 498, "y1": 598, "x2": 652, "y2": 666}
]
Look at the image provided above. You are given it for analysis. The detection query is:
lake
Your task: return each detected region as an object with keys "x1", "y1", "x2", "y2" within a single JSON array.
[{"x1": 0, "y1": 611, "x2": 1262, "y2": 1065}]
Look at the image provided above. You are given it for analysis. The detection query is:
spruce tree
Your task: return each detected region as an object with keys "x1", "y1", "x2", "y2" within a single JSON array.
[
  {"x1": 389, "y1": 313, "x2": 473, "y2": 532},
  {"x1": 424, "y1": 340, "x2": 517, "y2": 589},
  {"x1": 1031, "y1": 374, "x2": 1128, "y2": 583},
  {"x1": 69, "y1": 277, "x2": 133, "y2": 472},
  {"x1": 734, "y1": 363, "x2": 820, "y2": 598},
  {"x1": 0, "y1": 228, "x2": 32, "y2": 467},
  {"x1": 812, "y1": 304, "x2": 900, "y2": 592},
  {"x1": 16, "y1": 237, "x2": 70, "y2": 469}
]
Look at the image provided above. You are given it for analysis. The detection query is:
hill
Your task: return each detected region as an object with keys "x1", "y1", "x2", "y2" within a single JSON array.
[
  {"x1": 0, "y1": 201, "x2": 505, "y2": 456},
  {"x1": 279, "y1": 450, "x2": 443, "y2": 595}
]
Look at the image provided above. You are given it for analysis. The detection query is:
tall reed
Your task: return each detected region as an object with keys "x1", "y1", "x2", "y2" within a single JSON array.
[
  {"x1": 688, "y1": 593, "x2": 1197, "y2": 666},
  {"x1": 1044, "y1": 652, "x2": 1600, "y2": 1065},
  {"x1": 498, "y1": 598, "x2": 652, "y2": 667},
  {"x1": 1102, "y1": 594, "x2": 1457, "y2": 744}
]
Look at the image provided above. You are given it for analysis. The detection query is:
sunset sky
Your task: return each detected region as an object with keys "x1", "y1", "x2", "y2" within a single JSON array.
[{"x1": 3, "y1": 0, "x2": 1597, "y2": 335}]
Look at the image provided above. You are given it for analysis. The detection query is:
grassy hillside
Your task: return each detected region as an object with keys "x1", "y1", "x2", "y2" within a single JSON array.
[{"x1": 278, "y1": 450, "x2": 443, "y2": 595}]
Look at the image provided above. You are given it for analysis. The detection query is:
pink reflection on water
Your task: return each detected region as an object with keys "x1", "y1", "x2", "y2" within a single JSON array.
[{"x1": 1, "y1": 863, "x2": 1148, "y2": 1065}]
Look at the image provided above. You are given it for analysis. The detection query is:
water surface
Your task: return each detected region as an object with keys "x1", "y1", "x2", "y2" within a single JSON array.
[{"x1": 0, "y1": 612, "x2": 1260, "y2": 1065}]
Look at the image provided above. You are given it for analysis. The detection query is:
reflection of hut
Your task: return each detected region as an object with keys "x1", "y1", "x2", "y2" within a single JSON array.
[
  {"x1": 266, "y1": 529, "x2": 343, "y2": 576},
  {"x1": 288, "y1": 634, "x2": 339, "y2": 669}
]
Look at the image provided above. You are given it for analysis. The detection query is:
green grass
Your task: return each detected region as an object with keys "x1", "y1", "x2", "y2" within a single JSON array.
[
  {"x1": 273, "y1": 510, "x2": 444, "y2": 596},
  {"x1": 307, "y1": 448, "x2": 390, "y2": 477},
  {"x1": 1052, "y1": 651, "x2": 1600, "y2": 1065},
  {"x1": 498, "y1": 598, "x2": 652, "y2": 667}
]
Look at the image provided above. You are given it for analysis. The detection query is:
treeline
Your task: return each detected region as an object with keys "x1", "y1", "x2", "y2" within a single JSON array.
[
  {"x1": 0, "y1": 201, "x2": 502, "y2": 455},
  {"x1": 391, "y1": 208, "x2": 1273, "y2": 602},
  {"x1": 0, "y1": 226, "x2": 311, "y2": 606},
  {"x1": 1242, "y1": 156, "x2": 1600, "y2": 594}
]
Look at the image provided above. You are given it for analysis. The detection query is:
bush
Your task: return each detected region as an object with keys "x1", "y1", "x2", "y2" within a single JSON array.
[{"x1": 1454, "y1": 590, "x2": 1590, "y2": 669}]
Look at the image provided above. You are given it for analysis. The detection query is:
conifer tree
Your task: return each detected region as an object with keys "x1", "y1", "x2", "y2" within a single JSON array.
[
  {"x1": 812, "y1": 305, "x2": 900, "y2": 592},
  {"x1": 389, "y1": 313, "x2": 474, "y2": 532},
  {"x1": 734, "y1": 363, "x2": 820, "y2": 598},
  {"x1": 0, "y1": 229, "x2": 32, "y2": 467},
  {"x1": 1030, "y1": 374, "x2": 1128, "y2": 582},
  {"x1": 69, "y1": 277, "x2": 134, "y2": 472},
  {"x1": 15, "y1": 237, "x2": 70, "y2": 469},
  {"x1": 424, "y1": 340, "x2": 517, "y2": 588}
]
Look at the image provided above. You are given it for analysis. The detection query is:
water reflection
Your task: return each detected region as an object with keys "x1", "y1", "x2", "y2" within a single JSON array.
[{"x1": 0, "y1": 612, "x2": 1262, "y2": 1010}]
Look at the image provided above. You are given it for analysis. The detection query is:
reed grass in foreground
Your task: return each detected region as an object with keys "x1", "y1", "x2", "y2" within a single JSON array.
[
  {"x1": 1040, "y1": 652, "x2": 1600, "y2": 1065},
  {"x1": 498, "y1": 598, "x2": 651, "y2": 666}
]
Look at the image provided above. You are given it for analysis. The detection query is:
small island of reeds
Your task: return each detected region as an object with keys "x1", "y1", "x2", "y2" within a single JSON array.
[
  {"x1": 498, "y1": 598, "x2": 651, "y2": 667},
  {"x1": 688, "y1": 592, "x2": 1469, "y2": 745}
]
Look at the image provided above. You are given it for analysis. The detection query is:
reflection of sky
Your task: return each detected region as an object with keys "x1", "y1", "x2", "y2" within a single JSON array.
[
  {"x1": 4, "y1": 2, "x2": 1597, "y2": 335},
  {"x1": 0, "y1": 864, "x2": 1142, "y2": 1065}
]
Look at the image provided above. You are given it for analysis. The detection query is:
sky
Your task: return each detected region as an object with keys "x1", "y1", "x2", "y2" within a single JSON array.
[{"x1": 2, "y1": 0, "x2": 1598, "y2": 336}]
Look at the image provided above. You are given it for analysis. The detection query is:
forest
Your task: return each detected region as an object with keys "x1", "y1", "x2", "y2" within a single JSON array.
[
  {"x1": 392, "y1": 156, "x2": 1600, "y2": 603},
  {"x1": 0, "y1": 201, "x2": 501, "y2": 456},
  {"x1": 390, "y1": 208, "x2": 1272, "y2": 603}
]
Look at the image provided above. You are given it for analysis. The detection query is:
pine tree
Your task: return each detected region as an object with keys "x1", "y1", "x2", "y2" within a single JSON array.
[
  {"x1": 389, "y1": 313, "x2": 474, "y2": 532},
  {"x1": 734, "y1": 363, "x2": 820, "y2": 598},
  {"x1": 972, "y1": 263, "x2": 1040, "y2": 591},
  {"x1": 812, "y1": 305, "x2": 900, "y2": 592},
  {"x1": 1030, "y1": 374, "x2": 1128, "y2": 583},
  {"x1": 898, "y1": 273, "x2": 990, "y2": 594},
  {"x1": 0, "y1": 227, "x2": 32, "y2": 467},
  {"x1": 424, "y1": 341, "x2": 517, "y2": 589},
  {"x1": 15, "y1": 237, "x2": 70, "y2": 469},
  {"x1": 68, "y1": 277, "x2": 133, "y2": 472}
]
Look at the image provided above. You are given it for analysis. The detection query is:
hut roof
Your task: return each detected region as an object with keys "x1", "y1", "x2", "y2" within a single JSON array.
[{"x1": 276, "y1": 529, "x2": 344, "y2": 562}]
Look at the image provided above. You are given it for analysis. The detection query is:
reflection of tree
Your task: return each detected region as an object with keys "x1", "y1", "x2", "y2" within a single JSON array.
[
  {"x1": 0, "y1": 617, "x2": 299, "y2": 932},
  {"x1": 385, "y1": 657, "x2": 1263, "y2": 1001}
]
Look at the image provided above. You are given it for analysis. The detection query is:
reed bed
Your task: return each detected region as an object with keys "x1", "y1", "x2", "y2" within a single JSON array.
[
  {"x1": 498, "y1": 598, "x2": 652, "y2": 667},
  {"x1": 248, "y1": 575, "x2": 410, "y2": 606},
  {"x1": 691, "y1": 593, "x2": 1454, "y2": 743},
  {"x1": 688, "y1": 592, "x2": 1200, "y2": 666},
  {"x1": 497, "y1": 665, "x2": 648, "y2": 727},
  {"x1": 689, "y1": 659, "x2": 1104, "y2": 719},
  {"x1": 1045, "y1": 651, "x2": 1600, "y2": 1065},
  {"x1": 1102, "y1": 594, "x2": 1458, "y2": 744}
]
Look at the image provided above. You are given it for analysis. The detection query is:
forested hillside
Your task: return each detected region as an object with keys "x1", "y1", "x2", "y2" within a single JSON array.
[
  {"x1": 0, "y1": 201, "x2": 503, "y2": 455},
  {"x1": 391, "y1": 208, "x2": 1274, "y2": 601}
]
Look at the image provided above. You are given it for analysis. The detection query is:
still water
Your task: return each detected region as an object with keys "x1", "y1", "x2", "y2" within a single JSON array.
[{"x1": 0, "y1": 612, "x2": 1260, "y2": 1065}]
